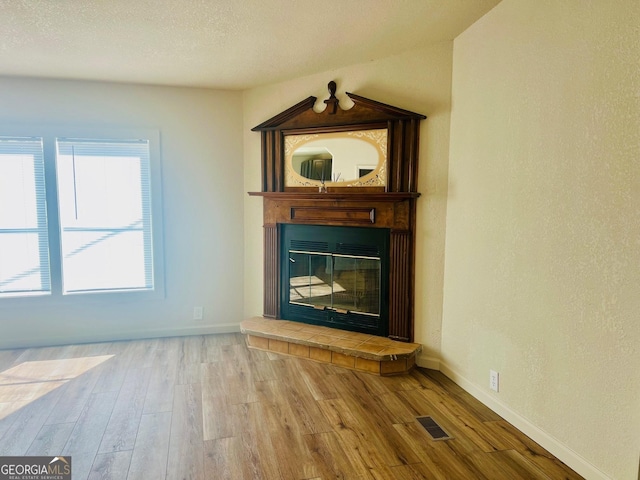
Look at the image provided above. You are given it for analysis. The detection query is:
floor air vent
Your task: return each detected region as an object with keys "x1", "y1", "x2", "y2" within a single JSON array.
[{"x1": 416, "y1": 416, "x2": 453, "y2": 441}]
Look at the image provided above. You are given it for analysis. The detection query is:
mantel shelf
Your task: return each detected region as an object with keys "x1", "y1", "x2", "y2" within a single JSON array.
[{"x1": 248, "y1": 191, "x2": 421, "y2": 202}]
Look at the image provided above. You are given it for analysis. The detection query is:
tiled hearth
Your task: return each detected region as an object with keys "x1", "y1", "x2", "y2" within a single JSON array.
[{"x1": 240, "y1": 317, "x2": 422, "y2": 376}]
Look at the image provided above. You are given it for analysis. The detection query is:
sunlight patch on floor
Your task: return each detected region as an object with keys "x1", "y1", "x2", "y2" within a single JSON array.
[{"x1": 0, "y1": 355, "x2": 114, "y2": 419}]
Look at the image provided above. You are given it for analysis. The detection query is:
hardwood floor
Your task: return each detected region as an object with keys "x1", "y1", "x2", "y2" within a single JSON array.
[{"x1": 0, "y1": 333, "x2": 583, "y2": 479}]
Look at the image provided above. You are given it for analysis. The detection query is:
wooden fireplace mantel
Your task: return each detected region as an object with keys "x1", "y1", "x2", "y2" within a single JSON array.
[
  {"x1": 250, "y1": 82, "x2": 426, "y2": 342},
  {"x1": 248, "y1": 191, "x2": 419, "y2": 229},
  {"x1": 249, "y1": 191, "x2": 420, "y2": 342}
]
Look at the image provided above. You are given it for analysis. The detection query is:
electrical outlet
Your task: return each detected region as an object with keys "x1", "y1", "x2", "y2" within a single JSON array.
[
  {"x1": 193, "y1": 306, "x2": 204, "y2": 321},
  {"x1": 490, "y1": 370, "x2": 499, "y2": 392}
]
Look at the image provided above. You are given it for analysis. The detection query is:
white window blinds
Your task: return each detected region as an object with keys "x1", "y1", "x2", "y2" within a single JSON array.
[
  {"x1": 0, "y1": 137, "x2": 51, "y2": 296},
  {"x1": 55, "y1": 139, "x2": 154, "y2": 293}
]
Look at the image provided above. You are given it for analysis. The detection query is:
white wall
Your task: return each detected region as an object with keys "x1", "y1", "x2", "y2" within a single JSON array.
[
  {"x1": 444, "y1": 1, "x2": 639, "y2": 479},
  {"x1": 243, "y1": 42, "x2": 454, "y2": 362},
  {"x1": 0, "y1": 77, "x2": 244, "y2": 347}
]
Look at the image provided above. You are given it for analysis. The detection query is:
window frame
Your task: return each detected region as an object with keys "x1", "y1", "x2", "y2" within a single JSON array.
[{"x1": 0, "y1": 124, "x2": 165, "y2": 304}]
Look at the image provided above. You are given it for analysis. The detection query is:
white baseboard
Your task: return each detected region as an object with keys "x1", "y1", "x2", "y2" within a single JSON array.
[
  {"x1": 416, "y1": 352, "x2": 441, "y2": 370},
  {"x1": 437, "y1": 361, "x2": 610, "y2": 480},
  {"x1": 0, "y1": 323, "x2": 241, "y2": 350}
]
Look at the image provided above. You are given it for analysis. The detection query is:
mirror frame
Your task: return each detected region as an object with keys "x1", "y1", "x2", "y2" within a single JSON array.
[
  {"x1": 252, "y1": 81, "x2": 426, "y2": 194},
  {"x1": 285, "y1": 128, "x2": 388, "y2": 188}
]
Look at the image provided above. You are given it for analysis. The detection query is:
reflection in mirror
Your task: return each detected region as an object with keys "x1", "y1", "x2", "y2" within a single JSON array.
[
  {"x1": 292, "y1": 147, "x2": 332, "y2": 181},
  {"x1": 285, "y1": 129, "x2": 387, "y2": 187}
]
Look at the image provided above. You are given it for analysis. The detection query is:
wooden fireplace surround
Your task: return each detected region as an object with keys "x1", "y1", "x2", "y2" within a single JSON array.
[{"x1": 249, "y1": 82, "x2": 426, "y2": 342}]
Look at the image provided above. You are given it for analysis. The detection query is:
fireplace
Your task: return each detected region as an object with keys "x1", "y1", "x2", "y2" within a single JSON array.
[
  {"x1": 251, "y1": 192, "x2": 418, "y2": 341},
  {"x1": 249, "y1": 81, "x2": 425, "y2": 342},
  {"x1": 281, "y1": 224, "x2": 389, "y2": 336}
]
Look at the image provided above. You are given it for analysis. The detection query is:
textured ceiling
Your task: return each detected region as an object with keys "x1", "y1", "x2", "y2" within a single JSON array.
[{"x1": 0, "y1": 0, "x2": 501, "y2": 89}]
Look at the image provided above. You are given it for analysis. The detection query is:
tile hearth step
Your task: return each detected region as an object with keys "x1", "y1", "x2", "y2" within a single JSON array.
[{"x1": 240, "y1": 317, "x2": 422, "y2": 376}]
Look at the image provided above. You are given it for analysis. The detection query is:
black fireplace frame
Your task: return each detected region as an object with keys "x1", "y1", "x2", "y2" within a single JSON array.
[{"x1": 280, "y1": 224, "x2": 390, "y2": 336}]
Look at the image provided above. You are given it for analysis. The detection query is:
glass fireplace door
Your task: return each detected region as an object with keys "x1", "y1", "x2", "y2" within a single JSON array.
[
  {"x1": 288, "y1": 250, "x2": 381, "y2": 317},
  {"x1": 332, "y1": 254, "x2": 380, "y2": 316},
  {"x1": 288, "y1": 251, "x2": 334, "y2": 310}
]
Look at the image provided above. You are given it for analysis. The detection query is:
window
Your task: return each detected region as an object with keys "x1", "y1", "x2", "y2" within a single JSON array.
[
  {"x1": 0, "y1": 130, "x2": 162, "y2": 299},
  {"x1": 0, "y1": 137, "x2": 50, "y2": 296},
  {"x1": 56, "y1": 139, "x2": 154, "y2": 293}
]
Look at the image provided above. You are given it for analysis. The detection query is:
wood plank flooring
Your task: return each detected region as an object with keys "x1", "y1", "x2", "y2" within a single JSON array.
[{"x1": 0, "y1": 333, "x2": 583, "y2": 479}]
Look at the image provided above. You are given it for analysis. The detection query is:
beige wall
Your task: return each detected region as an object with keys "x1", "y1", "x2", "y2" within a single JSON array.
[
  {"x1": 444, "y1": 1, "x2": 639, "y2": 479},
  {"x1": 0, "y1": 77, "x2": 244, "y2": 347},
  {"x1": 243, "y1": 42, "x2": 453, "y2": 360}
]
